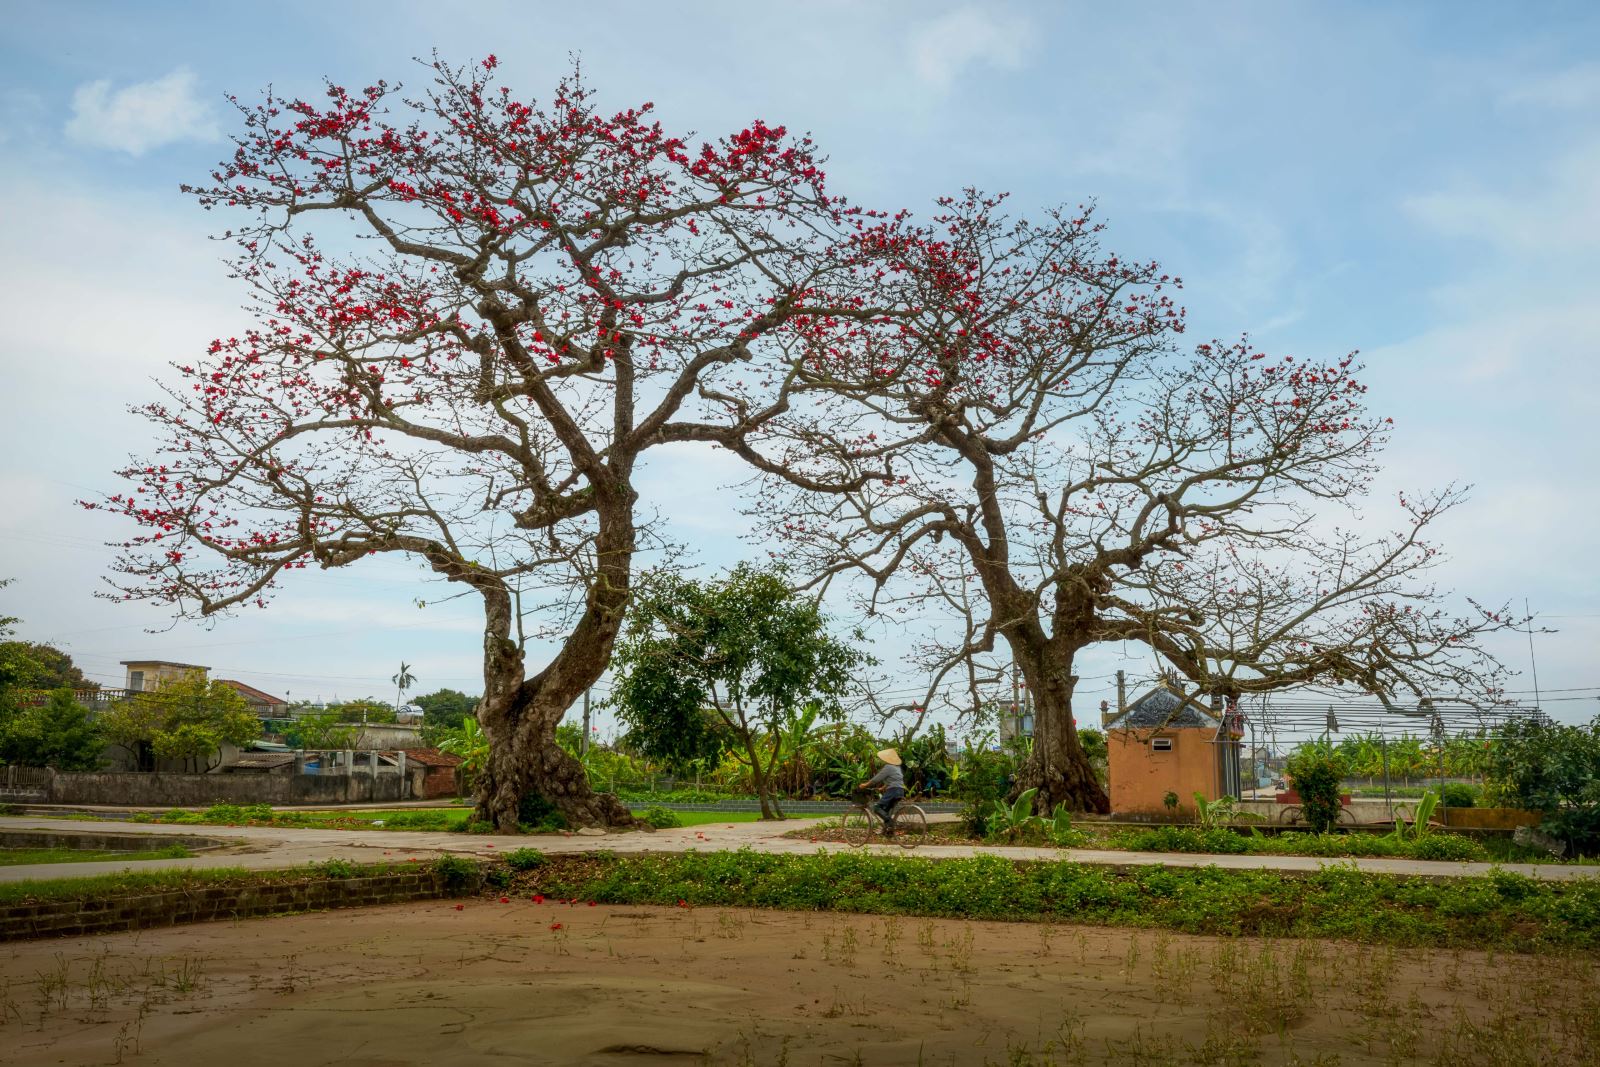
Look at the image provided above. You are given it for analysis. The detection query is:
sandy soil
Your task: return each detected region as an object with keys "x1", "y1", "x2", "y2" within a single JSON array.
[{"x1": 2, "y1": 902, "x2": 1596, "y2": 1066}]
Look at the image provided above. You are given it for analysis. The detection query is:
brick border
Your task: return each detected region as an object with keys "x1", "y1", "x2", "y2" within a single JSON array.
[{"x1": 1, "y1": 869, "x2": 481, "y2": 942}]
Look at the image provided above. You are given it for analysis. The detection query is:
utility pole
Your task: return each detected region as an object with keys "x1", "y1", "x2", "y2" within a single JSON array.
[{"x1": 581, "y1": 687, "x2": 591, "y2": 757}]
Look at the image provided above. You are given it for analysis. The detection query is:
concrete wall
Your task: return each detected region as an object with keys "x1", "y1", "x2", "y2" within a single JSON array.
[
  {"x1": 1108, "y1": 728, "x2": 1219, "y2": 817},
  {"x1": 47, "y1": 770, "x2": 411, "y2": 807},
  {"x1": 350, "y1": 723, "x2": 424, "y2": 750},
  {"x1": 2, "y1": 869, "x2": 473, "y2": 942}
]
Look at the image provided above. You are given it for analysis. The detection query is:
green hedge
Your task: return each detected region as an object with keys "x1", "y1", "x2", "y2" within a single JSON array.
[{"x1": 521, "y1": 849, "x2": 1600, "y2": 951}]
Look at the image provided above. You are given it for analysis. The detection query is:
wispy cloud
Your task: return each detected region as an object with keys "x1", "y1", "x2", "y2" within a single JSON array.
[
  {"x1": 1500, "y1": 63, "x2": 1600, "y2": 109},
  {"x1": 65, "y1": 68, "x2": 218, "y2": 155},
  {"x1": 909, "y1": 6, "x2": 1030, "y2": 91}
]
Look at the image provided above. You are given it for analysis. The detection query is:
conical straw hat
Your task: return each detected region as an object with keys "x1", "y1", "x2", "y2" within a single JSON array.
[{"x1": 876, "y1": 748, "x2": 902, "y2": 766}]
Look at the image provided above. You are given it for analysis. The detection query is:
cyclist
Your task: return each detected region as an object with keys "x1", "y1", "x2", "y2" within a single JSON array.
[{"x1": 865, "y1": 748, "x2": 906, "y2": 833}]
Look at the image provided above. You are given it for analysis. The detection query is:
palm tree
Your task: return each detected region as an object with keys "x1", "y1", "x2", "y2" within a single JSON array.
[{"x1": 391, "y1": 662, "x2": 416, "y2": 723}]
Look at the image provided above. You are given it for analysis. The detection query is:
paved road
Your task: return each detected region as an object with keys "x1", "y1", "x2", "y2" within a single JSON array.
[{"x1": 3, "y1": 814, "x2": 1594, "y2": 883}]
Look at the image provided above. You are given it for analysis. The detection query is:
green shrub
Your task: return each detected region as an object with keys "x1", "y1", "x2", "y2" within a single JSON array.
[
  {"x1": 484, "y1": 866, "x2": 513, "y2": 890},
  {"x1": 958, "y1": 799, "x2": 991, "y2": 839},
  {"x1": 1286, "y1": 746, "x2": 1346, "y2": 834},
  {"x1": 1440, "y1": 782, "x2": 1479, "y2": 808},
  {"x1": 461, "y1": 819, "x2": 498, "y2": 835},
  {"x1": 503, "y1": 847, "x2": 545, "y2": 871},
  {"x1": 516, "y1": 791, "x2": 569, "y2": 833},
  {"x1": 1408, "y1": 834, "x2": 1488, "y2": 862},
  {"x1": 432, "y1": 855, "x2": 480, "y2": 892},
  {"x1": 1113, "y1": 826, "x2": 1250, "y2": 855},
  {"x1": 638, "y1": 806, "x2": 683, "y2": 829},
  {"x1": 314, "y1": 858, "x2": 357, "y2": 878}
]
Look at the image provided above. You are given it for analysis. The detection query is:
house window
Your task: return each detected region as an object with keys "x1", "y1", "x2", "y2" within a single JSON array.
[
  {"x1": 128, "y1": 670, "x2": 145, "y2": 692},
  {"x1": 1151, "y1": 737, "x2": 1173, "y2": 752}
]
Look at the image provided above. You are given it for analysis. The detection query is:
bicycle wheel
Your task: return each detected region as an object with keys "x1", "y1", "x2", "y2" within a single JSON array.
[
  {"x1": 893, "y1": 804, "x2": 928, "y2": 849},
  {"x1": 840, "y1": 807, "x2": 874, "y2": 847}
]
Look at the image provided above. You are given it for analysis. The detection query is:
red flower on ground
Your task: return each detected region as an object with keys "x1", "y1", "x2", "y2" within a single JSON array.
[
  {"x1": 549, "y1": 922, "x2": 563, "y2": 931},
  {"x1": 453, "y1": 904, "x2": 464, "y2": 911},
  {"x1": 499, "y1": 896, "x2": 510, "y2": 903},
  {"x1": 533, "y1": 894, "x2": 545, "y2": 904}
]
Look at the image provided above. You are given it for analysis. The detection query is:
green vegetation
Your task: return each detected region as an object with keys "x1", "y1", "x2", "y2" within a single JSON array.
[
  {"x1": 1103, "y1": 825, "x2": 1489, "y2": 862},
  {"x1": 609, "y1": 563, "x2": 870, "y2": 820},
  {"x1": 97, "y1": 671, "x2": 259, "y2": 771},
  {"x1": 0, "y1": 688, "x2": 103, "y2": 770},
  {"x1": 0, "y1": 843, "x2": 193, "y2": 866},
  {"x1": 1486, "y1": 713, "x2": 1600, "y2": 856},
  {"x1": 1286, "y1": 744, "x2": 1346, "y2": 834},
  {"x1": 515, "y1": 849, "x2": 1600, "y2": 951},
  {"x1": 416, "y1": 688, "x2": 478, "y2": 746},
  {"x1": 637, "y1": 805, "x2": 683, "y2": 828}
]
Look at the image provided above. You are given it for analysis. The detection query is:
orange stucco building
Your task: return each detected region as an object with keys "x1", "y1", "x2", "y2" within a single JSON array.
[{"x1": 1104, "y1": 680, "x2": 1244, "y2": 818}]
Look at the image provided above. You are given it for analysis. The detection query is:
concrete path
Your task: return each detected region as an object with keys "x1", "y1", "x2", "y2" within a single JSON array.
[{"x1": 3, "y1": 813, "x2": 1595, "y2": 883}]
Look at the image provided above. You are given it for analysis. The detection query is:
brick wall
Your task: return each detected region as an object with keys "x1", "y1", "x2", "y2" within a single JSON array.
[
  {"x1": 1, "y1": 869, "x2": 478, "y2": 942},
  {"x1": 47, "y1": 771, "x2": 411, "y2": 807}
]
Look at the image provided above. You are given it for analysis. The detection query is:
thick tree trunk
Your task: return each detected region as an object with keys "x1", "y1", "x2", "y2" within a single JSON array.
[
  {"x1": 1007, "y1": 643, "x2": 1111, "y2": 815},
  {"x1": 465, "y1": 485, "x2": 640, "y2": 832}
]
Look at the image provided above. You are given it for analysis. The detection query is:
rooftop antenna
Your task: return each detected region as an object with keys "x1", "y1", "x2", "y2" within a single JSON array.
[{"x1": 1525, "y1": 598, "x2": 1543, "y2": 713}]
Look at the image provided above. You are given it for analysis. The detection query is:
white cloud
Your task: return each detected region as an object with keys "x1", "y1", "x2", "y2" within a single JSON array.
[
  {"x1": 64, "y1": 68, "x2": 218, "y2": 155},
  {"x1": 1403, "y1": 139, "x2": 1600, "y2": 255},
  {"x1": 1501, "y1": 63, "x2": 1600, "y2": 109},
  {"x1": 909, "y1": 7, "x2": 1030, "y2": 90}
]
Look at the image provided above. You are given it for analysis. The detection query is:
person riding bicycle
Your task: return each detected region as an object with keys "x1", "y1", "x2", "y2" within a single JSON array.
[{"x1": 865, "y1": 748, "x2": 906, "y2": 833}]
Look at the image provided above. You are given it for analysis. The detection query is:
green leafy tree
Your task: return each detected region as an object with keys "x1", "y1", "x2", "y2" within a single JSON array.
[
  {"x1": 0, "y1": 642, "x2": 98, "y2": 692},
  {"x1": 0, "y1": 689, "x2": 103, "y2": 769},
  {"x1": 98, "y1": 671, "x2": 260, "y2": 771},
  {"x1": 329, "y1": 698, "x2": 396, "y2": 725},
  {"x1": 610, "y1": 565, "x2": 869, "y2": 819},
  {"x1": 416, "y1": 689, "x2": 479, "y2": 747},
  {"x1": 281, "y1": 708, "x2": 358, "y2": 750},
  {"x1": 1485, "y1": 714, "x2": 1600, "y2": 854}
]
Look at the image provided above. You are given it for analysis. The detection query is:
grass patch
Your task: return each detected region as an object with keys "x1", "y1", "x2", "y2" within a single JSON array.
[
  {"x1": 511, "y1": 849, "x2": 1600, "y2": 953},
  {"x1": 634, "y1": 810, "x2": 769, "y2": 826},
  {"x1": 0, "y1": 844, "x2": 193, "y2": 866}
]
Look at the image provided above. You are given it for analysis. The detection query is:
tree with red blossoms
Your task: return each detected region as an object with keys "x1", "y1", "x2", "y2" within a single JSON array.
[
  {"x1": 91, "y1": 56, "x2": 878, "y2": 829},
  {"x1": 721, "y1": 191, "x2": 1518, "y2": 814}
]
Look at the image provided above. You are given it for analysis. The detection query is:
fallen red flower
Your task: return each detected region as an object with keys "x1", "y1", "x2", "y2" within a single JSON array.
[
  {"x1": 549, "y1": 922, "x2": 563, "y2": 931},
  {"x1": 453, "y1": 904, "x2": 464, "y2": 911},
  {"x1": 499, "y1": 896, "x2": 510, "y2": 903},
  {"x1": 533, "y1": 894, "x2": 545, "y2": 904}
]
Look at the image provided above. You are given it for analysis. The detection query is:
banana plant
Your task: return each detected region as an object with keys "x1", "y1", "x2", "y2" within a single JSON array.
[
  {"x1": 987, "y1": 786, "x2": 1041, "y2": 841},
  {"x1": 1391, "y1": 788, "x2": 1441, "y2": 841},
  {"x1": 437, "y1": 717, "x2": 488, "y2": 778}
]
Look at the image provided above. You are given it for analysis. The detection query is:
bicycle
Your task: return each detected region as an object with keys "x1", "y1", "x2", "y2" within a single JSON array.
[{"x1": 840, "y1": 793, "x2": 929, "y2": 849}]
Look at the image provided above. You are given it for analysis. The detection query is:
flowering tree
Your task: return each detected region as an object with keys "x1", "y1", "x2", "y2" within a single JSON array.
[
  {"x1": 91, "y1": 56, "x2": 870, "y2": 829},
  {"x1": 725, "y1": 192, "x2": 1516, "y2": 814}
]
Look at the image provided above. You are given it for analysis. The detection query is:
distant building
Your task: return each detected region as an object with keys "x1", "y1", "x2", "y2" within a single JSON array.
[
  {"x1": 1103, "y1": 679, "x2": 1244, "y2": 818},
  {"x1": 120, "y1": 659, "x2": 210, "y2": 692},
  {"x1": 217, "y1": 679, "x2": 289, "y2": 719}
]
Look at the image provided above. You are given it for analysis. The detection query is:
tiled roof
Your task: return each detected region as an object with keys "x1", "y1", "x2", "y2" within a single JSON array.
[
  {"x1": 401, "y1": 748, "x2": 464, "y2": 768},
  {"x1": 217, "y1": 679, "x2": 287, "y2": 706},
  {"x1": 1107, "y1": 683, "x2": 1219, "y2": 730}
]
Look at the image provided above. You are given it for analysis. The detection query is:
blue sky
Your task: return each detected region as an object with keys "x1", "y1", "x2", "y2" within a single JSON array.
[{"x1": 0, "y1": 1, "x2": 1596, "y2": 732}]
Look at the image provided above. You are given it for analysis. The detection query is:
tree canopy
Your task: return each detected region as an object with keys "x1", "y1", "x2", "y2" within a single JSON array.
[
  {"x1": 98, "y1": 671, "x2": 260, "y2": 771},
  {"x1": 91, "y1": 56, "x2": 876, "y2": 830},
  {"x1": 610, "y1": 564, "x2": 869, "y2": 818}
]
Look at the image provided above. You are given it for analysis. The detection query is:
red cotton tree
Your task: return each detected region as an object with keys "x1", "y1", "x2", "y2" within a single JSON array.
[
  {"x1": 91, "y1": 56, "x2": 868, "y2": 829},
  {"x1": 722, "y1": 191, "x2": 1517, "y2": 814}
]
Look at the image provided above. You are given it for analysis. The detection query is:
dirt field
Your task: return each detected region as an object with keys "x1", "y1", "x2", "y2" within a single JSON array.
[{"x1": 2, "y1": 901, "x2": 1597, "y2": 1066}]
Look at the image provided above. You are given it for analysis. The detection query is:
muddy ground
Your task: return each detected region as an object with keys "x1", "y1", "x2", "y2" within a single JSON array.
[{"x1": 2, "y1": 901, "x2": 1597, "y2": 1065}]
